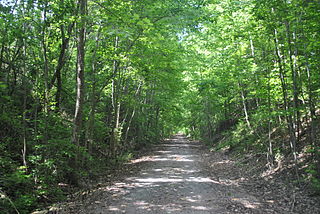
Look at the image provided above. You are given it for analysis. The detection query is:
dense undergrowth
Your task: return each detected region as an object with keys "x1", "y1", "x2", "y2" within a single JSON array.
[{"x1": 0, "y1": 110, "x2": 155, "y2": 214}]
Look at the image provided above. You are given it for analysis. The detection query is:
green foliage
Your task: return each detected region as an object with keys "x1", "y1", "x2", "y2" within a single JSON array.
[
  {"x1": 306, "y1": 163, "x2": 320, "y2": 195},
  {"x1": 1, "y1": 0, "x2": 319, "y2": 212},
  {"x1": 116, "y1": 152, "x2": 134, "y2": 163},
  {"x1": 0, "y1": 0, "x2": 201, "y2": 212},
  {"x1": 1, "y1": 167, "x2": 36, "y2": 213},
  {"x1": 179, "y1": 0, "x2": 320, "y2": 196}
]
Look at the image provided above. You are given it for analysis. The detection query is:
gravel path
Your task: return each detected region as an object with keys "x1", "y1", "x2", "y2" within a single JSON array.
[{"x1": 67, "y1": 135, "x2": 274, "y2": 214}]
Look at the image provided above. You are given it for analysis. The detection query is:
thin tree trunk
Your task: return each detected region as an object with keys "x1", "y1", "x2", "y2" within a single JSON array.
[
  {"x1": 22, "y1": 76, "x2": 27, "y2": 168},
  {"x1": 85, "y1": 30, "x2": 101, "y2": 155},
  {"x1": 204, "y1": 98, "x2": 213, "y2": 142},
  {"x1": 239, "y1": 81, "x2": 251, "y2": 129},
  {"x1": 249, "y1": 32, "x2": 260, "y2": 108},
  {"x1": 72, "y1": 0, "x2": 87, "y2": 156},
  {"x1": 55, "y1": 25, "x2": 69, "y2": 111},
  {"x1": 274, "y1": 27, "x2": 297, "y2": 162},
  {"x1": 285, "y1": 21, "x2": 299, "y2": 144},
  {"x1": 49, "y1": 22, "x2": 74, "y2": 91},
  {"x1": 261, "y1": 45, "x2": 274, "y2": 167},
  {"x1": 21, "y1": 1, "x2": 27, "y2": 168},
  {"x1": 110, "y1": 36, "x2": 120, "y2": 157},
  {"x1": 267, "y1": 66, "x2": 274, "y2": 167},
  {"x1": 41, "y1": 2, "x2": 49, "y2": 144},
  {"x1": 304, "y1": 45, "x2": 317, "y2": 166},
  {"x1": 124, "y1": 82, "x2": 142, "y2": 143},
  {"x1": 0, "y1": 41, "x2": 4, "y2": 73}
]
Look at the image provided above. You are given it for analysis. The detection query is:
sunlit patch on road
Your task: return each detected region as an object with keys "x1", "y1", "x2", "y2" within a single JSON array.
[{"x1": 80, "y1": 135, "x2": 262, "y2": 213}]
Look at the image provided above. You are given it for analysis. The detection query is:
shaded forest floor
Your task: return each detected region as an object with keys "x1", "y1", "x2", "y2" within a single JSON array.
[
  {"x1": 33, "y1": 135, "x2": 320, "y2": 214},
  {"x1": 202, "y1": 148, "x2": 320, "y2": 213}
]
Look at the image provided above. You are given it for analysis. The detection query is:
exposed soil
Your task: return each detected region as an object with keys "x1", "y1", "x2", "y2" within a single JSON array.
[{"x1": 36, "y1": 135, "x2": 320, "y2": 213}]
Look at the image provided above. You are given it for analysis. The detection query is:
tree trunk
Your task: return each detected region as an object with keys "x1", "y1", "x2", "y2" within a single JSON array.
[
  {"x1": 124, "y1": 82, "x2": 142, "y2": 144},
  {"x1": 239, "y1": 81, "x2": 251, "y2": 129},
  {"x1": 0, "y1": 41, "x2": 4, "y2": 73},
  {"x1": 72, "y1": 0, "x2": 87, "y2": 155},
  {"x1": 21, "y1": 1, "x2": 28, "y2": 168},
  {"x1": 22, "y1": 73, "x2": 27, "y2": 168},
  {"x1": 41, "y1": 2, "x2": 49, "y2": 144},
  {"x1": 285, "y1": 20, "x2": 299, "y2": 143},
  {"x1": 304, "y1": 45, "x2": 318, "y2": 173},
  {"x1": 274, "y1": 27, "x2": 297, "y2": 162},
  {"x1": 110, "y1": 36, "x2": 121, "y2": 157},
  {"x1": 267, "y1": 66, "x2": 274, "y2": 167},
  {"x1": 85, "y1": 30, "x2": 101, "y2": 155}
]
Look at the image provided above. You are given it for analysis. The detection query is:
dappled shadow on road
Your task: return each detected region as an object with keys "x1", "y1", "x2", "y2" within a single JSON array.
[{"x1": 78, "y1": 135, "x2": 263, "y2": 213}]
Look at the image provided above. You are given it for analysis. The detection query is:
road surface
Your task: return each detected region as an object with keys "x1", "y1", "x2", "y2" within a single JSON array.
[{"x1": 71, "y1": 135, "x2": 269, "y2": 214}]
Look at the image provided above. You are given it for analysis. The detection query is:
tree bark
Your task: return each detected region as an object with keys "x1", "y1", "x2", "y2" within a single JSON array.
[
  {"x1": 285, "y1": 20, "x2": 299, "y2": 143},
  {"x1": 72, "y1": 0, "x2": 87, "y2": 154},
  {"x1": 41, "y1": 2, "x2": 49, "y2": 144},
  {"x1": 85, "y1": 30, "x2": 101, "y2": 155},
  {"x1": 239, "y1": 82, "x2": 251, "y2": 130},
  {"x1": 124, "y1": 82, "x2": 142, "y2": 142},
  {"x1": 54, "y1": 23, "x2": 73, "y2": 111},
  {"x1": 267, "y1": 64, "x2": 274, "y2": 167},
  {"x1": 304, "y1": 44, "x2": 318, "y2": 173},
  {"x1": 21, "y1": 1, "x2": 28, "y2": 168},
  {"x1": 274, "y1": 27, "x2": 297, "y2": 162},
  {"x1": 110, "y1": 36, "x2": 121, "y2": 157}
]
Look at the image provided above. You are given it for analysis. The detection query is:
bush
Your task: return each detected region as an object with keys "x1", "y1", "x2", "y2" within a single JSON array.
[{"x1": 1, "y1": 166, "x2": 36, "y2": 214}]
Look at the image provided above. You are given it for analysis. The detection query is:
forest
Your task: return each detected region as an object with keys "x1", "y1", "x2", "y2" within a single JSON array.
[{"x1": 0, "y1": 0, "x2": 319, "y2": 213}]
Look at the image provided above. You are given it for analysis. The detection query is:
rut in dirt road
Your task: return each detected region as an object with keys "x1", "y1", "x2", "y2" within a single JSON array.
[{"x1": 74, "y1": 135, "x2": 269, "y2": 214}]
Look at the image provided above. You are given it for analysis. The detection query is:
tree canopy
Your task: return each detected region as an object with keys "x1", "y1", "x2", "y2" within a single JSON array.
[{"x1": 0, "y1": 0, "x2": 319, "y2": 212}]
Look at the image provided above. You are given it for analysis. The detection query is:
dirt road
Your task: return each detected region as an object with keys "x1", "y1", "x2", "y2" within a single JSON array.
[{"x1": 63, "y1": 135, "x2": 277, "y2": 214}]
